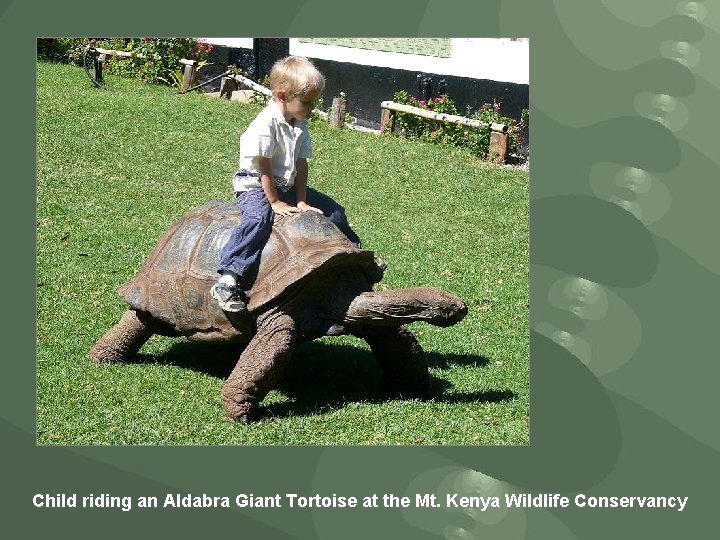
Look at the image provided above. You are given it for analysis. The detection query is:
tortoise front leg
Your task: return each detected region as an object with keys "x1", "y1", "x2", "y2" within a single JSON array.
[
  {"x1": 222, "y1": 313, "x2": 297, "y2": 422},
  {"x1": 90, "y1": 309, "x2": 154, "y2": 364},
  {"x1": 351, "y1": 326, "x2": 431, "y2": 398}
]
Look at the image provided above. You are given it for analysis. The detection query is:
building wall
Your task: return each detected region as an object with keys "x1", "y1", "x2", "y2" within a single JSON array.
[{"x1": 201, "y1": 38, "x2": 529, "y2": 132}]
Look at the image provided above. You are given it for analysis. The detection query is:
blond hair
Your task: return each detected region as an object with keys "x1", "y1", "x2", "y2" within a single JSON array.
[{"x1": 269, "y1": 56, "x2": 325, "y2": 98}]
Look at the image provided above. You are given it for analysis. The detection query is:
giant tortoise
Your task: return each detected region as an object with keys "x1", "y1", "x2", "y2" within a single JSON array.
[{"x1": 90, "y1": 200, "x2": 468, "y2": 422}]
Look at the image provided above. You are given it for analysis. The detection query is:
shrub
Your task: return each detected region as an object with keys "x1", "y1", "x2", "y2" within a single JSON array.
[
  {"x1": 37, "y1": 38, "x2": 89, "y2": 65},
  {"x1": 37, "y1": 38, "x2": 213, "y2": 87},
  {"x1": 390, "y1": 90, "x2": 528, "y2": 159}
]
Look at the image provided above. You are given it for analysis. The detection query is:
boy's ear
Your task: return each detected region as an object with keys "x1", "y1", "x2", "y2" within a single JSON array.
[{"x1": 275, "y1": 90, "x2": 287, "y2": 102}]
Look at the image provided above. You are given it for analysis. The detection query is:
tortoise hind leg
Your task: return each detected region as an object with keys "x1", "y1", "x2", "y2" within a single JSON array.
[
  {"x1": 222, "y1": 313, "x2": 297, "y2": 422},
  {"x1": 90, "y1": 309, "x2": 155, "y2": 364},
  {"x1": 351, "y1": 326, "x2": 431, "y2": 398}
]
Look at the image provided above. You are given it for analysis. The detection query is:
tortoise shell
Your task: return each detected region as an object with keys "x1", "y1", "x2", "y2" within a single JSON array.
[{"x1": 118, "y1": 200, "x2": 382, "y2": 341}]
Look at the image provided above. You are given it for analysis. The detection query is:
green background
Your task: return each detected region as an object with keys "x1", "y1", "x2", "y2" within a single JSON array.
[{"x1": 9, "y1": 0, "x2": 719, "y2": 537}]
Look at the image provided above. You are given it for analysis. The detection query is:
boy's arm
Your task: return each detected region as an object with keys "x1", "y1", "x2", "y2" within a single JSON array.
[
  {"x1": 257, "y1": 156, "x2": 300, "y2": 217},
  {"x1": 294, "y1": 158, "x2": 323, "y2": 214}
]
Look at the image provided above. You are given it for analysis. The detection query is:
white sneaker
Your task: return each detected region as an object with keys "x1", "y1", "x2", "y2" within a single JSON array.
[{"x1": 210, "y1": 283, "x2": 248, "y2": 313}]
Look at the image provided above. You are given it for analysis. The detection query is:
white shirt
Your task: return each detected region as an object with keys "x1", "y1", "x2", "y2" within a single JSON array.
[{"x1": 233, "y1": 99, "x2": 313, "y2": 192}]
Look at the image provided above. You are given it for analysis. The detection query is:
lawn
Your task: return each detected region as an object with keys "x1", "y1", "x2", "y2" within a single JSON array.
[{"x1": 36, "y1": 61, "x2": 529, "y2": 445}]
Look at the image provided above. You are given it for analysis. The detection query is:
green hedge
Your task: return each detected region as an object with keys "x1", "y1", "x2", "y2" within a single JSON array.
[
  {"x1": 37, "y1": 38, "x2": 213, "y2": 87},
  {"x1": 391, "y1": 90, "x2": 528, "y2": 159}
]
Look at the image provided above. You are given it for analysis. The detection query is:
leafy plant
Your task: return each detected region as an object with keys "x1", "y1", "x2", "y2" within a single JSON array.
[
  {"x1": 36, "y1": 37, "x2": 214, "y2": 87},
  {"x1": 158, "y1": 60, "x2": 211, "y2": 91},
  {"x1": 391, "y1": 90, "x2": 528, "y2": 159},
  {"x1": 109, "y1": 38, "x2": 214, "y2": 86},
  {"x1": 247, "y1": 73, "x2": 272, "y2": 106},
  {"x1": 37, "y1": 38, "x2": 91, "y2": 65}
]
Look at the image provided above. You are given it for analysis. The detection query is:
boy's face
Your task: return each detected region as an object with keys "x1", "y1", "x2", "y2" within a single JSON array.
[{"x1": 277, "y1": 90, "x2": 321, "y2": 123}]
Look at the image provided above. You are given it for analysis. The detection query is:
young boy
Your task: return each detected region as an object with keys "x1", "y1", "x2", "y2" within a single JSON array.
[{"x1": 211, "y1": 56, "x2": 361, "y2": 312}]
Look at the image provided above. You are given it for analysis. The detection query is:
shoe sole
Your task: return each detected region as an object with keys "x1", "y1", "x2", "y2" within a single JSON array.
[{"x1": 210, "y1": 287, "x2": 247, "y2": 313}]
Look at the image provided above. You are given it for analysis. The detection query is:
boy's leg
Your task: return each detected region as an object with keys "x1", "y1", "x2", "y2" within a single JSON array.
[
  {"x1": 299, "y1": 187, "x2": 362, "y2": 247},
  {"x1": 216, "y1": 189, "x2": 274, "y2": 290}
]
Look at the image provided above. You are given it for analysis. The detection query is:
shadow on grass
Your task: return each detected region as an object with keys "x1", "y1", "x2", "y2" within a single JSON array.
[
  {"x1": 134, "y1": 338, "x2": 515, "y2": 420},
  {"x1": 425, "y1": 350, "x2": 491, "y2": 369}
]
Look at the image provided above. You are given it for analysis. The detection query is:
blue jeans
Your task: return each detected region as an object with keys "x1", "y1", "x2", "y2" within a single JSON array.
[{"x1": 217, "y1": 185, "x2": 361, "y2": 290}]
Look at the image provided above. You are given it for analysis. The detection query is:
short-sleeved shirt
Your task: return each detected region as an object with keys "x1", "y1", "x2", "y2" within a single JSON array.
[{"x1": 233, "y1": 99, "x2": 313, "y2": 193}]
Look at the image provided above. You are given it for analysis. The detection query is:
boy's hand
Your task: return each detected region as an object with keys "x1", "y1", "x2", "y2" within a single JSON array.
[
  {"x1": 297, "y1": 201, "x2": 324, "y2": 214},
  {"x1": 271, "y1": 201, "x2": 301, "y2": 216}
]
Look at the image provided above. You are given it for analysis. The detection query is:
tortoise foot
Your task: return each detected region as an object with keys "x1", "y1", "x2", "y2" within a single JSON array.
[
  {"x1": 222, "y1": 389, "x2": 260, "y2": 423},
  {"x1": 235, "y1": 408, "x2": 264, "y2": 424},
  {"x1": 228, "y1": 406, "x2": 261, "y2": 424},
  {"x1": 89, "y1": 342, "x2": 127, "y2": 364},
  {"x1": 89, "y1": 310, "x2": 154, "y2": 364}
]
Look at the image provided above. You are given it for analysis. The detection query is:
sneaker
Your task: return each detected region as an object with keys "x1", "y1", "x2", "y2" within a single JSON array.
[
  {"x1": 210, "y1": 282, "x2": 249, "y2": 313},
  {"x1": 373, "y1": 256, "x2": 388, "y2": 272}
]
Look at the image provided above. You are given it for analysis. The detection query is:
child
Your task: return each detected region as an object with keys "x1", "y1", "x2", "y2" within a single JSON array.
[{"x1": 211, "y1": 56, "x2": 361, "y2": 312}]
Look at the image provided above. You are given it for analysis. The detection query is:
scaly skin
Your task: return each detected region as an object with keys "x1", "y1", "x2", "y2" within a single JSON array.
[
  {"x1": 90, "y1": 287, "x2": 467, "y2": 421},
  {"x1": 89, "y1": 310, "x2": 154, "y2": 364},
  {"x1": 221, "y1": 311, "x2": 297, "y2": 422},
  {"x1": 344, "y1": 287, "x2": 468, "y2": 327}
]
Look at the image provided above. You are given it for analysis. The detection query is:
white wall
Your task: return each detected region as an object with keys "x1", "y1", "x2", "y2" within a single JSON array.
[{"x1": 200, "y1": 38, "x2": 529, "y2": 85}]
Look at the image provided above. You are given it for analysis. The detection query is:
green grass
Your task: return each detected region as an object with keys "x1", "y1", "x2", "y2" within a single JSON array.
[{"x1": 36, "y1": 61, "x2": 528, "y2": 445}]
